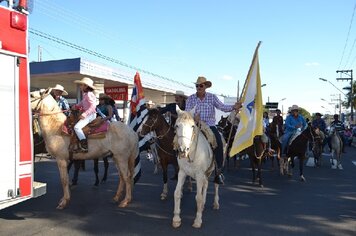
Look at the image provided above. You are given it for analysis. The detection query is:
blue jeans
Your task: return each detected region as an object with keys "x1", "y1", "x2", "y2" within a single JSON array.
[
  {"x1": 281, "y1": 131, "x2": 294, "y2": 155},
  {"x1": 210, "y1": 126, "x2": 224, "y2": 169}
]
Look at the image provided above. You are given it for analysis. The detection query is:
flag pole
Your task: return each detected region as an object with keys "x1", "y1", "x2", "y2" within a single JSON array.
[{"x1": 224, "y1": 41, "x2": 262, "y2": 157}]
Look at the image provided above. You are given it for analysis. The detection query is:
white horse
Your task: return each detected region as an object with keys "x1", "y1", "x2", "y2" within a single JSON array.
[
  {"x1": 329, "y1": 126, "x2": 343, "y2": 169},
  {"x1": 30, "y1": 89, "x2": 139, "y2": 209},
  {"x1": 172, "y1": 108, "x2": 219, "y2": 229}
]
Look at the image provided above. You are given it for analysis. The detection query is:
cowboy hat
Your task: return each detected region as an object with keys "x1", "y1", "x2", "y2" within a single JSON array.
[
  {"x1": 147, "y1": 100, "x2": 155, "y2": 105},
  {"x1": 290, "y1": 105, "x2": 299, "y2": 111},
  {"x1": 99, "y1": 93, "x2": 112, "y2": 100},
  {"x1": 51, "y1": 84, "x2": 68, "y2": 95},
  {"x1": 195, "y1": 76, "x2": 212, "y2": 88},
  {"x1": 315, "y1": 112, "x2": 323, "y2": 117},
  {"x1": 74, "y1": 77, "x2": 96, "y2": 89},
  {"x1": 163, "y1": 90, "x2": 187, "y2": 98}
]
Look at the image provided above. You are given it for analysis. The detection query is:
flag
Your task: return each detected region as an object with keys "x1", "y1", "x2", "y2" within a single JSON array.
[
  {"x1": 229, "y1": 41, "x2": 263, "y2": 157},
  {"x1": 129, "y1": 72, "x2": 150, "y2": 183}
]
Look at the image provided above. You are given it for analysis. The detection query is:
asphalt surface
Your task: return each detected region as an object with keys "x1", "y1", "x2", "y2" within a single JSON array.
[{"x1": 1, "y1": 147, "x2": 356, "y2": 236}]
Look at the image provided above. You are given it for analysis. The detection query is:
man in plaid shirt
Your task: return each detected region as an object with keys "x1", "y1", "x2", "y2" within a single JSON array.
[{"x1": 186, "y1": 76, "x2": 242, "y2": 185}]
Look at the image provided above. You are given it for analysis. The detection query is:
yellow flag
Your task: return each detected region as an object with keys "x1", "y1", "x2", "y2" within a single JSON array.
[{"x1": 229, "y1": 42, "x2": 263, "y2": 157}]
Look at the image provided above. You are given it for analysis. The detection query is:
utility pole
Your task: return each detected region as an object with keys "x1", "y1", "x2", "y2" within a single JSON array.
[
  {"x1": 336, "y1": 69, "x2": 353, "y2": 123},
  {"x1": 38, "y1": 45, "x2": 42, "y2": 62}
]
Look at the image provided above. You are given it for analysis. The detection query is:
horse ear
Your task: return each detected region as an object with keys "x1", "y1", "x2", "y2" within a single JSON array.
[
  {"x1": 188, "y1": 106, "x2": 196, "y2": 117},
  {"x1": 176, "y1": 105, "x2": 183, "y2": 115}
]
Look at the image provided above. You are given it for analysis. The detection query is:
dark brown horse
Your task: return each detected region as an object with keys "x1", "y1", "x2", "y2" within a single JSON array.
[
  {"x1": 138, "y1": 108, "x2": 179, "y2": 200},
  {"x1": 217, "y1": 115, "x2": 268, "y2": 187},
  {"x1": 312, "y1": 129, "x2": 324, "y2": 167},
  {"x1": 286, "y1": 123, "x2": 317, "y2": 181},
  {"x1": 269, "y1": 120, "x2": 285, "y2": 174}
]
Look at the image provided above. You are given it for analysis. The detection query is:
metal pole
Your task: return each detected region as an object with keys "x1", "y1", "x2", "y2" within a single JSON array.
[
  {"x1": 351, "y1": 70, "x2": 354, "y2": 122},
  {"x1": 339, "y1": 93, "x2": 341, "y2": 117}
]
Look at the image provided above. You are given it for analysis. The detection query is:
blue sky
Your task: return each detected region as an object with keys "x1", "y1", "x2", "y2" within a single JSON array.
[{"x1": 28, "y1": 0, "x2": 356, "y2": 115}]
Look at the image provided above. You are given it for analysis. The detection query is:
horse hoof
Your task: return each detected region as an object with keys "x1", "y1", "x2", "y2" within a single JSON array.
[
  {"x1": 172, "y1": 220, "x2": 181, "y2": 228},
  {"x1": 160, "y1": 194, "x2": 167, "y2": 201},
  {"x1": 259, "y1": 184, "x2": 264, "y2": 188},
  {"x1": 192, "y1": 221, "x2": 202, "y2": 228},
  {"x1": 118, "y1": 200, "x2": 129, "y2": 208},
  {"x1": 213, "y1": 203, "x2": 220, "y2": 210},
  {"x1": 113, "y1": 196, "x2": 120, "y2": 203},
  {"x1": 300, "y1": 176, "x2": 306, "y2": 182}
]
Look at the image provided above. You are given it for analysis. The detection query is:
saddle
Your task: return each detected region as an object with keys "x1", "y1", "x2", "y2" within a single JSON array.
[{"x1": 62, "y1": 110, "x2": 110, "y2": 152}]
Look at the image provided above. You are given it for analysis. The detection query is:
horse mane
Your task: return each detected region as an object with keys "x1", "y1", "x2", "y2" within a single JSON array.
[{"x1": 176, "y1": 111, "x2": 194, "y2": 123}]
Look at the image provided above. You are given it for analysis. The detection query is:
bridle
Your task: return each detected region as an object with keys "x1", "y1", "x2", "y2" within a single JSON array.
[
  {"x1": 141, "y1": 113, "x2": 171, "y2": 139},
  {"x1": 176, "y1": 123, "x2": 198, "y2": 163},
  {"x1": 31, "y1": 93, "x2": 68, "y2": 117}
]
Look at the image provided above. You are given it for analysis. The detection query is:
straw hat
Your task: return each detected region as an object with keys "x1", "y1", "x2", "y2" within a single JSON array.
[
  {"x1": 290, "y1": 105, "x2": 299, "y2": 111},
  {"x1": 147, "y1": 100, "x2": 155, "y2": 105},
  {"x1": 195, "y1": 76, "x2": 212, "y2": 88},
  {"x1": 74, "y1": 77, "x2": 96, "y2": 89},
  {"x1": 163, "y1": 90, "x2": 187, "y2": 98},
  {"x1": 51, "y1": 84, "x2": 68, "y2": 95}
]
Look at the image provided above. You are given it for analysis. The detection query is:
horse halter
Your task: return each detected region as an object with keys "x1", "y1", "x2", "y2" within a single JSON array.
[{"x1": 141, "y1": 112, "x2": 171, "y2": 139}]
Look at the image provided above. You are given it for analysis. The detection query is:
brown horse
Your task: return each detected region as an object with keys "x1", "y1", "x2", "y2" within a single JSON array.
[
  {"x1": 286, "y1": 123, "x2": 317, "y2": 181},
  {"x1": 138, "y1": 108, "x2": 179, "y2": 200},
  {"x1": 30, "y1": 89, "x2": 139, "y2": 209},
  {"x1": 269, "y1": 121, "x2": 285, "y2": 174},
  {"x1": 217, "y1": 115, "x2": 268, "y2": 187}
]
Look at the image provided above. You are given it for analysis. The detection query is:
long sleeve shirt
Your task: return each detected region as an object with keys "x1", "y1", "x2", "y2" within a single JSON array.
[
  {"x1": 73, "y1": 91, "x2": 96, "y2": 118},
  {"x1": 185, "y1": 92, "x2": 234, "y2": 126},
  {"x1": 284, "y1": 114, "x2": 306, "y2": 133}
]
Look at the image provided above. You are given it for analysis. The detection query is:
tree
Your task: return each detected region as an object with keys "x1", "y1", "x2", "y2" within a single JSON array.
[
  {"x1": 342, "y1": 81, "x2": 356, "y2": 111},
  {"x1": 299, "y1": 107, "x2": 311, "y2": 122}
]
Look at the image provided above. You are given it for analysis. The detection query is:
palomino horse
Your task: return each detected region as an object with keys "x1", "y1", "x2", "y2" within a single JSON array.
[
  {"x1": 285, "y1": 123, "x2": 317, "y2": 181},
  {"x1": 138, "y1": 108, "x2": 179, "y2": 200},
  {"x1": 328, "y1": 126, "x2": 343, "y2": 169},
  {"x1": 30, "y1": 89, "x2": 139, "y2": 209},
  {"x1": 172, "y1": 108, "x2": 219, "y2": 229}
]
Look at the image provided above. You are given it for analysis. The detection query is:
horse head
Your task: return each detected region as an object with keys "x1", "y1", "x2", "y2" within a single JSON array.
[
  {"x1": 138, "y1": 108, "x2": 160, "y2": 137},
  {"x1": 30, "y1": 88, "x2": 58, "y2": 114},
  {"x1": 175, "y1": 108, "x2": 197, "y2": 160}
]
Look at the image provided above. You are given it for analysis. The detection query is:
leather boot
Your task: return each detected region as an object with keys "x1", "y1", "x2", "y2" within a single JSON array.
[
  {"x1": 214, "y1": 168, "x2": 224, "y2": 185},
  {"x1": 79, "y1": 139, "x2": 88, "y2": 153}
]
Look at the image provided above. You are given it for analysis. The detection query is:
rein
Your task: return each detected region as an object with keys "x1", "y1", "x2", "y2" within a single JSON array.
[{"x1": 142, "y1": 113, "x2": 171, "y2": 139}]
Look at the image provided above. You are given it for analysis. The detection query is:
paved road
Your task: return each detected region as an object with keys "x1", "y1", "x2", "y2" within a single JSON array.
[{"x1": 1, "y1": 146, "x2": 356, "y2": 236}]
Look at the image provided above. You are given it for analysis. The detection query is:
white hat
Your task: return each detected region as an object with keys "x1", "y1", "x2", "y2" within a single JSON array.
[
  {"x1": 147, "y1": 100, "x2": 154, "y2": 105},
  {"x1": 163, "y1": 90, "x2": 187, "y2": 98},
  {"x1": 74, "y1": 77, "x2": 96, "y2": 90},
  {"x1": 51, "y1": 84, "x2": 68, "y2": 95},
  {"x1": 290, "y1": 105, "x2": 299, "y2": 111}
]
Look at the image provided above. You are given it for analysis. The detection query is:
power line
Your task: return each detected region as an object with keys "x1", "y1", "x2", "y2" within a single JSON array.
[
  {"x1": 338, "y1": 2, "x2": 356, "y2": 70},
  {"x1": 29, "y1": 28, "x2": 192, "y2": 88}
]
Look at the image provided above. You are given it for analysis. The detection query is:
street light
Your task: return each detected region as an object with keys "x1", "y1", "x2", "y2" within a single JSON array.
[
  {"x1": 319, "y1": 78, "x2": 344, "y2": 117},
  {"x1": 261, "y1": 83, "x2": 267, "y2": 87},
  {"x1": 279, "y1": 98, "x2": 286, "y2": 102},
  {"x1": 319, "y1": 78, "x2": 346, "y2": 96}
]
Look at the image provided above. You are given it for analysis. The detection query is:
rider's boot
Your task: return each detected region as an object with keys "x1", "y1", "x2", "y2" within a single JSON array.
[
  {"x1": 79, "y1": 139, "x2": 88, "y2": 153},
  {"x1": 214, "y1": 168, "x2": 224, "y2": 185}
]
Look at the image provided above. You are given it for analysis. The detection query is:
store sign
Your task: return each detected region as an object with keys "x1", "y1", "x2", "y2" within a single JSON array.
[{"x1": 104, "y1": 86, "x2": 128, "y2": 100}]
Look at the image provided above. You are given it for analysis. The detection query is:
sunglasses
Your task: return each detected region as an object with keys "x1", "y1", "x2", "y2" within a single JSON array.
[{"x1": 195, "y1": 84, "x2": 205, "y2": 88}]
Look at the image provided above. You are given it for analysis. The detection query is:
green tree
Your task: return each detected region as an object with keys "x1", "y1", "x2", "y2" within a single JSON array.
[{"x1": 299, "y1": 107, "x2": 311, "y2": 122}]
